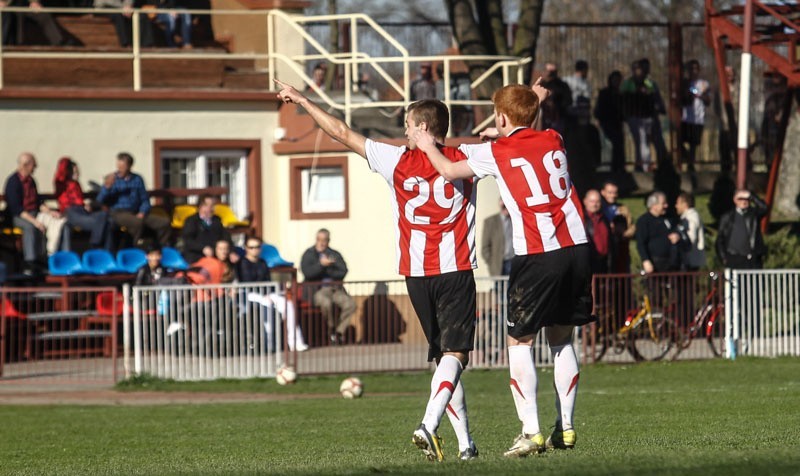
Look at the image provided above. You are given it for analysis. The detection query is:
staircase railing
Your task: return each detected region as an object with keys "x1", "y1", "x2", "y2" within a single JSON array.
[{"x1": 0, "y1": 7, "x2": 532, "y2": 136}]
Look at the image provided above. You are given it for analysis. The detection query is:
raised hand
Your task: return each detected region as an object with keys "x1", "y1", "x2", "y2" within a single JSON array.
[
  {"x1": 274, "y1": 79, "x2": 305, "y2": 105},
  {"x1": 531, "y1": 76, "x2": 551, "y2": 104}
]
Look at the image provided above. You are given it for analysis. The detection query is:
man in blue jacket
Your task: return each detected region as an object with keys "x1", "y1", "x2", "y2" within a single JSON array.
[{"x1": 97, "y1": 152, "x2": 170, "y2": 247}]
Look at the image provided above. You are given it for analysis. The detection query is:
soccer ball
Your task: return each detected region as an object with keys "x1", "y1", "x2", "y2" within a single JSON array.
[
  {"x1": 276, "y1": 365, "x2": 297, "y2": 385},
  {"x1": 339, "y1": 377, "x2": 363, "y2": 399}
]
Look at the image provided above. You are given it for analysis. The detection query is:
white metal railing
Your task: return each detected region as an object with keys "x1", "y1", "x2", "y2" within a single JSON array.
[
  {"x1": 0, "y1": 8, "x2": 531, "y2": 136},
  {"x1": 725, "y1": 269, "x2": 800, "y2": 358},
  {"x1": 123, "y1": 282, "x2": 290, "y2": 380}
]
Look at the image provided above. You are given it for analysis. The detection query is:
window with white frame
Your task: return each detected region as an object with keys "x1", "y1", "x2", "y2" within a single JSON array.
[
  {"x1": 161, "y1": 149, "x2": 248, "y2": 220},
  {"x1": 300, "y1": 167, "x2": 346, "y2": 213}
]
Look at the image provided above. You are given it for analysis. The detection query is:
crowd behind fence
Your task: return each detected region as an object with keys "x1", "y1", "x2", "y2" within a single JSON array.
[{"x1": 1, "y1": 269, "x2": 799, "y2": 384}]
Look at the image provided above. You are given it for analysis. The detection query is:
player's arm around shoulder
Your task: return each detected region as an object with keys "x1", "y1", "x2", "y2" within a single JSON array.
[
  {"x1": 275, "y1": 79, "x2": 367, "y2": 158},
  {"x1": 411, "y1": 129, "x2": 474, "y2": 182}
]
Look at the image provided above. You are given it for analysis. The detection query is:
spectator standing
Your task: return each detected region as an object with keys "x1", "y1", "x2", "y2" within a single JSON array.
[
  {"x1": 563, "y1": 60, "x2": 591, "y2": 111},
  {"x1": 675, "y1": 192, "x2": 706, "y2": 271},
  {"x1": 636, "y1": 191, "x2": 681, "y2": 273},
  {"x1": 681, "y1": 60, "x2": 711, "y2": 172},
  {"x1": 97, "y1": 152, "x2": 170, "y2": 248},
  {"x1": 307, "y1": 62, "x2": 327, "y2": 92},
  {"x1": 600, "y1": 181, "x2": 635, "y2": 274},
  {"x1": 238, "y1": 235, "x2": 308, "y2": 352},
  {"x1": 410, "y1": 62, "x2": 436, "y2": 101},
  {"x1": 481, "y1": 200, "x2": 513, "y2": 277},
  {"x1": 713, "y1": 65, "x2": 737, "y2": 173},
  {"x1": 639, "y1": 58, "x2": 669, "y2": 164},
  {"x1": 0, "y1": 0, "x2": 67, "y2": 46},
  {"x1": 621, "y1": 59, "x2": 662, "y2": 172},
  {"x1": 540, "y1": 62, "x2": 572, "y2": 132},
  {"x1": 594, "y1": 71, "x2": 626, "y2": 173},
  {"x1": 583, "y1": 190, "x2": 611, "y2": 274},
  {"x1": 53, "y1": 157, "x2": 112, "y2": 251},
  {"x1": 300, "y1": 228, "x2": 356, "y2": 344},
  {"x1": 716, "y1": 190, "x2": 767, "y2": 269},
  {"x1": 4, "y1": 152, "x2": 66, "y2": 273},
  {"x1": 181, "y1": 194, "x2": 230, "y2": 263}
]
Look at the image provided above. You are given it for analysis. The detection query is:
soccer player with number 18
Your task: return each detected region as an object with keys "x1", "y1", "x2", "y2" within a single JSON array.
[
  {"x1": 415, "y1": 81, "x2": 595, "y2": 457},
  {"x1": 274, "y1": 79, "x2": 478, "y2": 462}
]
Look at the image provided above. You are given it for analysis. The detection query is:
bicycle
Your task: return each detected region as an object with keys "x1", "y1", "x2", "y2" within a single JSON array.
[
  {"x1": 673, "y1": 272, "x2": 726, "y2": 358},
  {"x1": 585, "y1": 275, "x2": 678, "y2": 362}
]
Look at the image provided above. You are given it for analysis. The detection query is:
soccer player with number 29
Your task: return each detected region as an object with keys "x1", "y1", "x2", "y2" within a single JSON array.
[
  {"x1": 274, "y1": 79, "x2": 478, "y2": 462},
  {"x1": 415, "y1": 79, "x2": 595, "y2": 457}
]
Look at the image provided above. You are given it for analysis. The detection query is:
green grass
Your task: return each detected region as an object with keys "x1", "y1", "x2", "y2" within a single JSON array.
[{"x1": 2, "y1": 358, "x2": 800, "y2": 475}]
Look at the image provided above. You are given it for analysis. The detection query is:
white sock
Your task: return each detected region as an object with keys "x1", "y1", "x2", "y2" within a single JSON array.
[
  {"x1": 421, "y1": 355, "x2": 462, "y2": 433},
  {"x1": 551, "y1": 342, "x2": 579, "y2": 431},
  {"x1": 445, "y1": 379, "x2": 474, "y2": 451},
  {"x1": 508, "y1": 345, "x2": 539, "y2": 436}
]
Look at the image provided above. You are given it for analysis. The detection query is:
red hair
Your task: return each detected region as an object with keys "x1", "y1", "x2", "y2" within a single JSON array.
[{"x1": 53, "y1": 157, "x2": 75, "y2": 196}]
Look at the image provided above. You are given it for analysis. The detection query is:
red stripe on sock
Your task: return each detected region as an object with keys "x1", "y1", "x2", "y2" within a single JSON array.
[
  {"x1": 434, "y1": 381, "x2": 455, "y2": 399},
  {"x1": 510, "y1": 378, "x2": 526, "y2": 400},
  {"x1": 446, "y1": 403, "x2": 459, "y2": 420},
  {"x1": 566, "y1": 373, "x2": 580, "y2": 396}
]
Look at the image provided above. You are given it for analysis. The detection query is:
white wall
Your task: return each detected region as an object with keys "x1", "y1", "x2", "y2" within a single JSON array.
[{"x1": 0, "y1": 100, "x2": 502, "y2": 282}]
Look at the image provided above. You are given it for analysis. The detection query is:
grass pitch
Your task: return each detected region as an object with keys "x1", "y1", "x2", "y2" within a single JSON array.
[{"x1": 1, "y1": 357, "x2": 799, "y2": 475}]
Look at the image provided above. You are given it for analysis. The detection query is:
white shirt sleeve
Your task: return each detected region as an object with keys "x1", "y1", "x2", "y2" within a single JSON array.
[
  {"x1": 460, "y1": 142, "x2": 496, "y2": 179},
  {"x1": 365, "y1": 139, "x2": 405, "y2": 183}
]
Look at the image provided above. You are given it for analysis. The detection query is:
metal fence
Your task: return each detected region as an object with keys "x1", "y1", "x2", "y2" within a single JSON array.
[
  {"x1": 0, "y1": 286, "x2": 119, "y2": 383},
  {"x1": 726, "y1": 269, "x2": 800, "y2": 358},
  {"x1": 124, "y1": 282, "x2": 285, "y2": 380}
]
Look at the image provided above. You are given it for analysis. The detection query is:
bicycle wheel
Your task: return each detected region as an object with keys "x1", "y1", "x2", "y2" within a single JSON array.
[
  {"x1": 629, "y1": 311, "x2": 676, "y2": 361},
  {"x1": 706, "y1": 306, "x2": 726, "y2": 358}
]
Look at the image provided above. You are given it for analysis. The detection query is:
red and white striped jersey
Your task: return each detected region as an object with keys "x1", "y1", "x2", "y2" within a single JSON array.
[
  {"x1": 366, "y1": 139, "x2": 477, "y2": 277},
  {"x1": 460, "y1": 127, "x2": 587, "y2": 256}
]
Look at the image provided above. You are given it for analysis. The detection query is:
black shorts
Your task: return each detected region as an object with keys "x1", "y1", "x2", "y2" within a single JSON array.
[
  {"x1": 406, "y1": 270, "x2": 476, "y2": 362},
  {"x1": 507, "y1": 244, "x2": 595, "y2": 339}
]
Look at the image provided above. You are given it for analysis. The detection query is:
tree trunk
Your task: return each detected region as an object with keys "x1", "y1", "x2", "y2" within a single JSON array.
[
  {"x1": 475, "y1": 1, "x2": 507, "y2": 56},
  {"x1": 512, "y1": 0, "x2": 546, "y2": 83},
  {"x1": 446, "y1": 0, "x2": 500, "y2": 100}
]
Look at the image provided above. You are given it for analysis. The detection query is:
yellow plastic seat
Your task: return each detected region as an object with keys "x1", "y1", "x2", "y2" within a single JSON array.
[
  {"x1": 171, "y1": 204, "x2": 198, "y2": 229},
  {"x1": 214, "y1": 204, "x2": 251, "y2": 229}
]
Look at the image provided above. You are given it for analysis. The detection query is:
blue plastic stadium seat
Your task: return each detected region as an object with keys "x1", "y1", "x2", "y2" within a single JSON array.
[
  {"x1": 82, "y1": 249, "x2": 123, "y2": 275},
  {"x1": 161, "y1": 246, "x2": 189, "y2": 271},
  {"x1": 261, "y1": 243, "x2": 294, "y2": 268},
  {"x1": 116, "y1": 248, "x2": 148, "y2": 274},
  {"x1": 48, "y1": 251, "x2": 86, "y2": 276}
]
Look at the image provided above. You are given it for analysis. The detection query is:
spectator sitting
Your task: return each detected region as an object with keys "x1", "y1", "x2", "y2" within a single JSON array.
[
  {"x1": 3, "y1": 152, "x2": 67, "y2": 274},
  {"x1": 1, "y1": 0, "x2": 69, "y2": 46},
  {"x1": 675, "y1": 192, "x2": 706, "y2": 271},
  {"x1": 135, "y1": 244, "x2": 165, "y2": 286},
  {"x1": 214, "y1": 238, "x2": 238, "y2": 283},
  {"x1": 583, "y1": 189, "x2": 612, "y2": 274},
  {"x1": 54, "y1": 157, "x2": 112, "y2": 251},
  {"x1": 238, "y1": 235, "x2": 308, "y2": 352},
  {"x1": 180, "y1": 194, "x2": 230, "y2": 264},
  {"x1": 149, "y1": 0, "x2": 192, "y2": 48},
  {"x1": 97, "y1": 152, "x2": 170, "y2": 248},
  {"x1": 94, "y1": 0, "x2": 154, "y2": 48},
  {"x1": 300, "y1": 228, "x2": 356, "y2": 345},
  {"x1": 636, "y1": 191, "x2": 681, "y2": 274}
]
